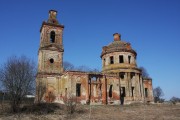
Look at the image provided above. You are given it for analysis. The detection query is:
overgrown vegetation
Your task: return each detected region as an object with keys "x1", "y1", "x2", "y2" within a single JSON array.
[
  {"x1": 153, "y1": 86, "x2": 164, "y2": 103},
  {"x1": 170, "y1": 97, "x2": 180, "y2": 104},
  {"x1": 0, "y1": 102, "x2": 180, "y2": 120},
  {"x1": 139, "y1": 66, "x2": 150, "y2": 78},
  {"x1": 21, "y1": 103, "x2": 63, "y2": 114},
  {"x1": 64, "y1": 95, "x2": 77, "y2": 114},
  {"x1": 0, "y1": 56, "x2": 36, "y2": 112}
]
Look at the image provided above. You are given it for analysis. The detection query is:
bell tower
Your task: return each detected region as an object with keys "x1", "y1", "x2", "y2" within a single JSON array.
[
  {"x1": 38, "y1": 10, "x2": 64, "y2": 73},
  {"x1": 35, "y1": 10, "x2": 64, "y2": 103}
]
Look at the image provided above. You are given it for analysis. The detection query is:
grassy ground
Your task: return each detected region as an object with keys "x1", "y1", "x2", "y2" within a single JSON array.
[{"x1": 0, "y1": 103, "x2": 180, "y2": 120}]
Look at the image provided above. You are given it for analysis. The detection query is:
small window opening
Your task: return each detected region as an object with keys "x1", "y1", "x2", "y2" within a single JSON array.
[
  {"x1": 103, "y1": 58, "x2": 106, "y2": 66},
  {"x1": 109, "y1": 85, "x2": 113, "y2": 97},
  {"x1": 110, "y1": 56, "x2": 114, "y2": 64},
  {"x1": 76, "y1": 84, "x2": 81, "y2": 97},
  {"x1": 119, "y1": 72, "x2": 125, "y2": 79},
  {"x1": 65, "y1": 88, "x2": 67, "y2": 96},
  {"x1": 50, "y1": 31, "x2": 55, "y2": 43},
  {"x1": 99, "y1": 84, "x2": 102, "y2": 90},
  {"x1": 49, "y1": 58, "x2": 54, "y2": 63},
  {"x1": 128, "y1": 56, "x2": 131, "y2": 64},
  {"x1": 119, "y1": 55, "x2": 124, "y2": 63},
  {"x1": 120, "y1": 87, "x2": 126, "y2": 97},
  {"x1": 145, "y1": 88, "x2": 148, "y2": 97},
  {"x1": 131, "y1": 72, "x2": 135, "y2": 79},
  {"x1": 131, "y1": 87, "x2": 134, "y2": 97}
]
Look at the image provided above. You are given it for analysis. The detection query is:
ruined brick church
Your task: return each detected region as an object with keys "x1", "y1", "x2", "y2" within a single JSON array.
[{"x1": 35, "y1": 10, "x2": 153, "y2": 104}]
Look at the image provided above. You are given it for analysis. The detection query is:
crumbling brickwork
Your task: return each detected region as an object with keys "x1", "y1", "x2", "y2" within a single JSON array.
[{"x1": 35, "y1": 10, "x2": 154, "y2": 104}]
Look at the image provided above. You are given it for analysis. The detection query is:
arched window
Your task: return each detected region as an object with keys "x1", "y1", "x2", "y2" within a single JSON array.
[{"x1": 50, "y1": 31, "x2": 55, "y2": 43}]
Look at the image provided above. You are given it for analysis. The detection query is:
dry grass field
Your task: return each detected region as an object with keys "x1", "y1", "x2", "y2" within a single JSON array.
[{"x1": 0, "y1": 103, "x2": 180, "y2": 120}]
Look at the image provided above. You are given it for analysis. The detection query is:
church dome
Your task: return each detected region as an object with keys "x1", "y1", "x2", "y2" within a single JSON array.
[
  {"x1": 107, "y1": 40, "x2": 128, "y2": 48},
  {"x1": 101, "y1": 33, "x2": 137, "y2": 58}
]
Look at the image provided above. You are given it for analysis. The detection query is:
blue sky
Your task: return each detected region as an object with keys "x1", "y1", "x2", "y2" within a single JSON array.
[{"x1": 0, "y1": 0, "x2": 180, "y2": 100}]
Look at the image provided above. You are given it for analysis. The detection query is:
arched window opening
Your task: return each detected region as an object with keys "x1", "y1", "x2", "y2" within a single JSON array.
[{"x1": 50, "y1": 31, "x2": 55, "y2": 43}]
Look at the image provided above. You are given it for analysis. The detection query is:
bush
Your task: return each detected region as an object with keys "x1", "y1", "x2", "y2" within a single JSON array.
[
  {"x1": 170, "y1": 97, "x2": 180, "y2": 104},
  {"x1": 64, "y1": 95, "x2": 77, "y2": 114},
  {"x1": 21, "y1": 103, "x2": 63, "y2": 114}
]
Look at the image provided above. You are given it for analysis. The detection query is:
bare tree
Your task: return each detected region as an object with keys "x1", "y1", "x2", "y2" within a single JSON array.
[
  {"x1": 153, "y1": 86, "x2": 164, "y2": 103},
  {"x1": 63, "y1": 61, "x2": 75, "y2": 71},
  {"x1": 139, "y1": 66, "x2": 149, "y2": 78},
  {"x1": 0, "y1": 56, "x2": 36, "y2": 112},
  {"x1": 90, "y1": 68, "x2": 101, "y2": 73},
  {"x1": 76, "y1": 65, "x2": 92, "y2": 72},
  {"x1": 64, "y1": 93, "x2": 77, "y2": 114},
  {"x1": 63, "y1": 61, "x2": 100, "y2": 73}
]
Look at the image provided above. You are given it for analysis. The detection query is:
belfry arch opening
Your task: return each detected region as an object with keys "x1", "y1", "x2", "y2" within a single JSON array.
[{"x1": 50, "y1": 31, "x2": 55, "y2": 43}]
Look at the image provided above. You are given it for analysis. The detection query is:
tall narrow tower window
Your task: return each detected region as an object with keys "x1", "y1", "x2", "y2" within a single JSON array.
[
  {"x1": 131, "y1": 87, "x2": 134, "y2": 97},
  {"x1": 145, "y1": 88, "x2": 148, "y2": 97},
  {"x1": 128, "y1": 56, "x2": 131, "y2": 64},
  {"x1": 110, "y1": 56, "x2": 114, "y2": 64},
  {"x1": 103, "y1": 58, "x2": 106, "y2": 66},
  {"x1": 76, "y1": 84, "x2": 81, "y2": 97},
  {"x1": 119, "y1": 72, "x2": 125, "y2": 80},
  {"x1": 119, "y1": 55, "x2": 124, "y2": 63},
  {"x1": 50, "y1": 31, "x2": 55, "y2": 43},
  {"x1": 120, "y1": 87, "x2": 126, "y2": 97},
  {"x1": 109, "y1": 85, "x2": 113, "y2": 97}
]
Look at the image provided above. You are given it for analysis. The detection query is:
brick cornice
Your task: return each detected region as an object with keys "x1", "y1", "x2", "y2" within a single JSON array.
[{"x1": 40, "y1": 21, "x2": 64, "y2": 32}]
